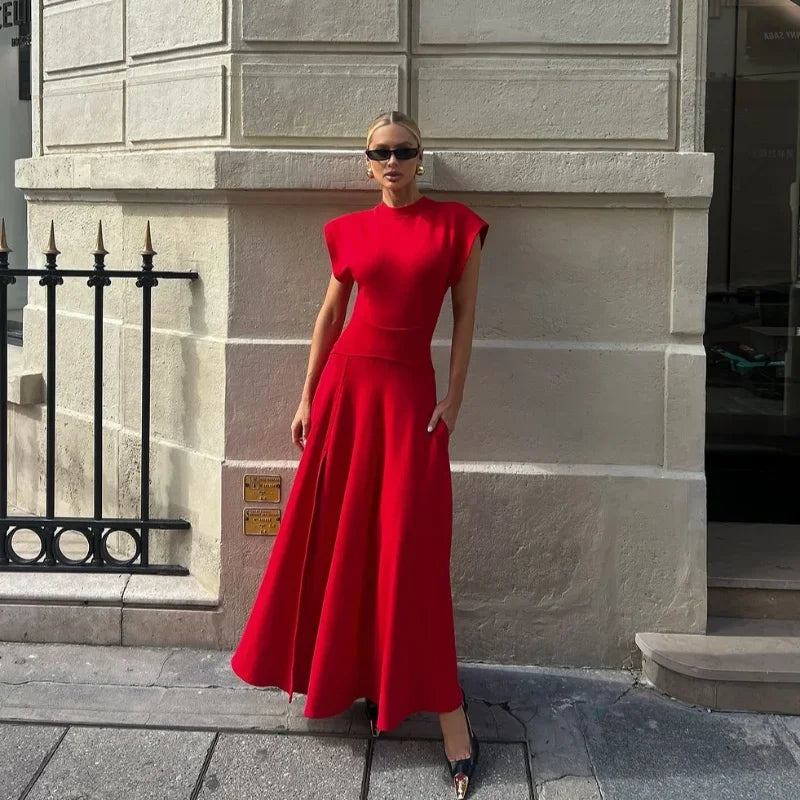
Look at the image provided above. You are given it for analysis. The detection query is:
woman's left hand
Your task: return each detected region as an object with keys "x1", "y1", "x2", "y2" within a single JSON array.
[{"x1": 427, "y1": 399, "x2": 459, "y2": 435}]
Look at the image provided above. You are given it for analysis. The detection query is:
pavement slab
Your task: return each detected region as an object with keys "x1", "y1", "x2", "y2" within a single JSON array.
[
  {"x1": 773, "y1": 715, "x2": 800, "y2": 763},
  {"x1": 0, "y1": 723, "x2": 65, "y2": 800},
  {"x1": 197, "y1": 732, "x2": 367, "y2": 799},
  {"x1": 0, "y1": 641, "x2": 170, "y2": 686},
  {"x1": 367, "y1": 739, "x2": 530, "y2": 800},
  {"x1": 285, "y1": 691, "x2": 359, "y2": 734},
  {"x1": 147, "y1": 685, "x2": 291, "y2": 730},
  {"x1": 0, "y1": 683, "x2": 13, "y2": 707},
  {"x1": 536, "y1": 775, "x2": 602, "y2": 800},
  {"x1": 1, "y1": 682, "x2": 164, "y2": 725},
  {"x1": 23, "y1": 726, "x2": 214, "y2": 800},
  {"x1": 579, "y1": 687, "x2": 800, "y2": 800},
  {"x1": 459, "y1": 661, "x2": 634, "y2": 712},
  {"x1": 527, "y1": 700, "x2": 596, "y2": 787},
  {"x1": 158, "y1": 647, "x2": 247, "y2": 689}
]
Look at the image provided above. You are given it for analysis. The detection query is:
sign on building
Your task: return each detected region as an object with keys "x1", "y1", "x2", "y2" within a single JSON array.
[{"x1": 0, "y1": 0, "x2": 30, "y2": 100}]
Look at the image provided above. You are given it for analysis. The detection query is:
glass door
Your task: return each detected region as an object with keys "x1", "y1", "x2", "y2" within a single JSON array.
[{"x1": 706, "y1": 0, "x2": 800, "y2": 522}]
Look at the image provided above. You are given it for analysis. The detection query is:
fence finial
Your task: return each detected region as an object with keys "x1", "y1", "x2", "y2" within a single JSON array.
[
  {"x1": 0, "y1": 218, "x2": 11, "y2": 255},
  {"x1": 92, "y1": 220, "x2": 109, "y2": 257},
  {"x1": 43, "y1": 220, "x2": 60, "y2": 256},
  {"x1": 141, "y1": 220, "x2": 156, "y2": 257}
]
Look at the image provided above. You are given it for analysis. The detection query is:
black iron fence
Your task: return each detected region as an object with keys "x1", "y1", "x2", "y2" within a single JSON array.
[{"x1": 0, "y1": 218, "x2": 199, "y2": 573}]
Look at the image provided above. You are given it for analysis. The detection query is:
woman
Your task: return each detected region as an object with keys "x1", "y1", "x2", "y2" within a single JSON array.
[{"x1": 230, "y1": 110, "x2": 489, "y2": 799}]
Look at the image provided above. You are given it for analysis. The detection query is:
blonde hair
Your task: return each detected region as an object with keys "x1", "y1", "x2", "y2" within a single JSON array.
[{"x1": 366, "y1": 111, "x2": 422, "y2": 150}]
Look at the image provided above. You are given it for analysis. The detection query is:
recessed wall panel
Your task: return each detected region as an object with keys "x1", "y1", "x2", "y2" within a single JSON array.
[
  {"x1": 416, "y1": 58, "x2": 674, "y2": 146},
  {"x1": 43, "y1": 0, "x2": 124, "y2": 73},
  {"x1": 128, "y1": 64, "x2": 225, "y2": 142},
  {"x1": 43, "y1": 76, "x2": 124, "y2": 147},
  {"x1": 240, "y1": 59, "x2": 402, "y2": 140},
  {"x1": 128, "y1": 0, "x2": 225, "y2": 57},
  {"x1": 241, "y1": 0, "x2": 401, "y2": 42},
  {"x1": 419, "y1": 0, "x2": 673, "y2": 46}
]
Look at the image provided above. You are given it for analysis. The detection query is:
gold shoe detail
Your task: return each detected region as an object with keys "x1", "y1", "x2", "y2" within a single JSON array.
[{"x1": 453, "y1": 772, "x2": 469, "y2": 799}]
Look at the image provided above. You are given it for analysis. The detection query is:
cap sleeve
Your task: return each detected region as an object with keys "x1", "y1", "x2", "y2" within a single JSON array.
[
  {"x1": 323, "y1": 217, "x2": 351, "y2": 283},
  {"x1": 449, "y1": 204, "x2": 489, "y2": 288}
]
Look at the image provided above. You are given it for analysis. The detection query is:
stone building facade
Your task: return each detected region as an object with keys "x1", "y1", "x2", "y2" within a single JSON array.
[{"x1": 4, "y1": 0, "x2": 711, "y2": 667}]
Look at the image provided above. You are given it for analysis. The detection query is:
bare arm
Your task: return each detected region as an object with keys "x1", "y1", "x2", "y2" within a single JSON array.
[
  {"x1": 426, "y1": 236, "x2": 482, "y2": 435},
  {"x1": 291, "y1": 274, "x2": 354, "y2": 450}
]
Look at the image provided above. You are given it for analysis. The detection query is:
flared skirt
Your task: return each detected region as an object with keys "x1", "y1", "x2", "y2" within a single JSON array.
[{"x1": 229, "y1": 350, "x2": 463, "y2": 732}]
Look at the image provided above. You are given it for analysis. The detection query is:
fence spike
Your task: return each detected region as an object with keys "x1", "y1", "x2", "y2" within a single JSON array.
[
  {"x1": 43, "y1": 220, "x2": 60, "y2": 257},
  {"x1": 0, "y1": 218, "x2": 11, "y2": 254},
  {"x1": 141, "y1": 220, "x2": 156, "y2": 257},
  {"x1": 92, "y1": 220, "x2": 109, "y2": 257}
]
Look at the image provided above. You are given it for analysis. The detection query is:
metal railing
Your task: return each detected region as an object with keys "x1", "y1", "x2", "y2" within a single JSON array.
[{"x1": 0, "y1": 218, "x2": 199, "y2": 573}]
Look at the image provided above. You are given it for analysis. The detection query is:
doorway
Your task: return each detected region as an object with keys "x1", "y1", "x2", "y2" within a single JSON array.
[{"x1": 705, "y1": 0, "x2": 800, "y2": 599}]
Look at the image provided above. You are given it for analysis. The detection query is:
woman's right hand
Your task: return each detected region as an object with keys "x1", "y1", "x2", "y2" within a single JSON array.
[{"x1": 291, "y1": 398, "x2": 312, "y2": 451}]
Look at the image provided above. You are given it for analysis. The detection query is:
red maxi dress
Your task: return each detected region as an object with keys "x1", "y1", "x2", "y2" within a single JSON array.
[{"x1": 230, "y1": 194, "x2": 489, "y2": 732}]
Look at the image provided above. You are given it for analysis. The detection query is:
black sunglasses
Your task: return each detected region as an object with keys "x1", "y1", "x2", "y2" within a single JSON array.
[{"x1": 364, "y1": 147, "x2": 420, "y2": 162}]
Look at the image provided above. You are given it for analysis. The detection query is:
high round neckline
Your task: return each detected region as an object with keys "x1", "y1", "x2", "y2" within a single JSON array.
[{"x1": 376, "y1": 195, "x2": 431, "y2": 214}]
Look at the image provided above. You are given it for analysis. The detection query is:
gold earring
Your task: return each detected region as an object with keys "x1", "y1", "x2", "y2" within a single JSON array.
[{"x1": 416, "y1": 164, "x2": 425, "y2": 175}]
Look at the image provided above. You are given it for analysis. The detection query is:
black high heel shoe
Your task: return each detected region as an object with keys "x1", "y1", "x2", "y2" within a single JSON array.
[
  {"x1": 364, "y1": 697, "x2": 381, "y2": 738},
  {"x1": 443, "y1": 687, "x2": 480, "y2": 799}
]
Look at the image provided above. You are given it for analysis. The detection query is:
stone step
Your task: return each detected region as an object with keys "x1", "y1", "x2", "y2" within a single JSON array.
[
  {"x1": 0, "y1": 571, "x2": 222, "y2": 648},
  {"x1": 636, "y1": 617, "x2": 800, "y2": 714},
  {"x1": 707, "y1": 521, "x2": 800, "y2": 620},
  {"x1": 708, "y1": 583, "x2": 800, "y2": 620}
]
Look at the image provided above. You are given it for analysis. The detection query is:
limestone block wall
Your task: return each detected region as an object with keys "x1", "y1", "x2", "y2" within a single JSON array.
[
  {"x1": 32, "y1": 0, "x2": 704, "y2": 153},
  {"x1": 11, "y1": 0, "x2": 712, "y2": 664}
]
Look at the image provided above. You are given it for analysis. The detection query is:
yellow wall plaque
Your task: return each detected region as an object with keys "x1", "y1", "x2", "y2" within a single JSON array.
[
  {"x1": 243, "y1": 474, "x2": 281, "y2": 503},
  {"x1": 244, "y1": 508, "x2": 280, "y2": 535}
]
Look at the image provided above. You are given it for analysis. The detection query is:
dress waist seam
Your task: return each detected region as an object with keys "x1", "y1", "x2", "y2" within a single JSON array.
[{"x1": 333, "y1": 315, "x2": 435, "y2": 371}]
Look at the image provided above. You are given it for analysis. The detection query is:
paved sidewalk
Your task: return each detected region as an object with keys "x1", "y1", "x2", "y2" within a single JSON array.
[{"x1": 1, "y1": 642, "x2": 799, "y2": 799}]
